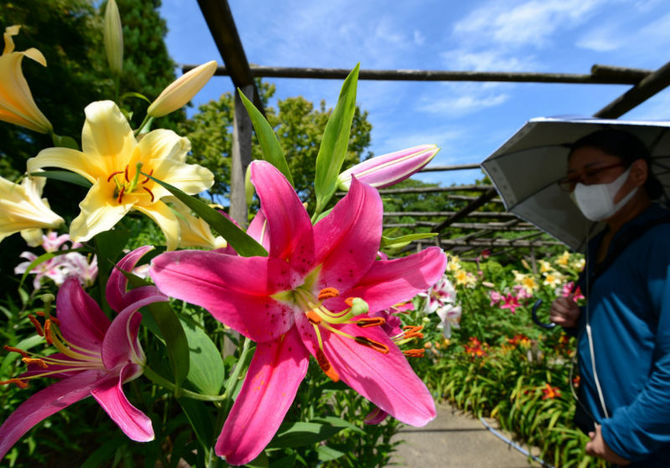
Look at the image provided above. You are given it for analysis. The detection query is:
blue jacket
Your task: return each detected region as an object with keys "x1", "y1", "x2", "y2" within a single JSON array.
[{"x1": 577, "y1": 204, "x2": 670, "y2": 466}]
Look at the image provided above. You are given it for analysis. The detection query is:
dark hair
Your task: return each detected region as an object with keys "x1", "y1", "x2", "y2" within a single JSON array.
[{"x1": 569, "y1": 128, "x2": 663, "y2": 199}]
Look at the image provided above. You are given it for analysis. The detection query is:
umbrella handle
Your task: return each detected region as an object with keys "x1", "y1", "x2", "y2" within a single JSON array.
[{"x1": 531, "y1": 299, "x2": 557, "y2": 329}]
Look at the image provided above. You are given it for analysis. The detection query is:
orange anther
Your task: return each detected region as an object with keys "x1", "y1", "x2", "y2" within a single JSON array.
[
  {"x1": 317, "y1": 287, "x2": 340, "y2": 301},
  {"x1": 306, "y1": 310, "x2": 322, "y2": 325},
  {"x1": 22, "y1": 357, "x2": 48, "y2": 369},
  {"x1": 0, "y1": 379, "x2": 28, "y2": 389},
  {"x1": 403, "y1": 349, "x2": 425, "y2": 358},
  {"x1": 141, "y1": 169, "x2": 153, "y2": 183},
  {"x1": 315, "y1": 349, "x2": 339, "y2": 382},
  {"x1": 356, "y1": 317, "x2": 386, "y2": 328},
  {"x1": 3, "y1": 346, "x2": 28, "y2": 357},
  {"x1": 143, "y1": 186, "x2": 155, "y2": 202},
  {"x1": 354, "y1": 336, "x2": 390, "y2": 354},
  {"x1": 344, "y1": 297, "x2": 355, "y2": 307},
  {"x1": 402, "y1": 325, "x2": 424, "y2": 340},
  {"x1": 44, "y1": 320, "x2": 54, "y2": 345},
  {"x1": 117, "y1": 186, "x2": 126, "y2": 203},
  {"x1": 28, "y1": 314, "x2": 44, "y2": 336},
  {"x1": 107, "y1": 170, "x2": 124, "y2": 182},
  {"x1": 124, "y1": 165, "x2": 130, "y2": 182}
]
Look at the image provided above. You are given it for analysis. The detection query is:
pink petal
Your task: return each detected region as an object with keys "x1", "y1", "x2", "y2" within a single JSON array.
[
  {"x1": 215, "y1": 327, "x2": 309, "y2": 465},
  {"x1": 297, "y1": 317, "x2": 435, "y2": 426},
  {"x1": 56, "y1": 277, "x2": 110, "y2": 350},
  {"x1": 101, "y1": 297, "x2": 161, "y2": 370},
  {"x1": 249, "y1": 161, "x2": 315, "y2": 274},
  {"x1": 150, "y1": 250, "x2": 298, "y2": 342},
  {"x1": 313, "y1": 176, "x2": 382, "y2": 292},
  {"x1": 247, "y1": 209, "x2": 270, "y2": 252},
  {"x1": 330, "y1": 247, "x2": 446, "y2": 313},
  {"x1": 106, "y1": 246, "x2": 157, "y2": 312},
  {"x1": 0, "y1": 370, "x2": 103, "y2": 459},
  {"x1": 90, "y1": 364, "x2": 154, "y2": 442}
]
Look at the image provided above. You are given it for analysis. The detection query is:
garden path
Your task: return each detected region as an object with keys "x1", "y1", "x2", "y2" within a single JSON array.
[{"x1": 390, "y1": 403, "x2": 541, "y2": 467}]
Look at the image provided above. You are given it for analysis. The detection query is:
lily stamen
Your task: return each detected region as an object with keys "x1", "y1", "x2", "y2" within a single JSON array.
[
  {"x1": 28, "y1": 314, "x2": 44, "y2": 336},
  {"x1": 3, "y1": 346, "x2": 28, "y2": 357},
  {"x1": 315, "y1": 349, "x2": 339, "y2": 382},
  {"x1": 107, "y1": 170, "x2": 124, "y2": 182},
  {"x1": 403, "y1": 349, "x2": 425, "y2": 358},
  {"x1": 124, "y1": 164, "x2": 130, "y2": 182},
  {"x1": 141, "y1": 169, "x2": 153, "y2": 183},
  {"x1": 117, "y1": 186, "x2": 125, "y2": 203},
  {"x1": 0, "y1": 379, "x2": 28, "y2": 389},
  {"x1": 356, "y1": 317, "x2": 386, "y2": 328},
  {"x1": 354, "y1": 336, "x2": 390, "y2": 354},
  {"x1": 22, "y1": 357, "x2": 48, "y2": 369},
  {"x1": 318, "y1": 287, "x2": 340, "y2": 301},
  {"x1": 306, "y1": 309, "x2": 322, "y2": 325},
  {"x1": 142, "y1": 186, "x2": 155, "y2": 202}
]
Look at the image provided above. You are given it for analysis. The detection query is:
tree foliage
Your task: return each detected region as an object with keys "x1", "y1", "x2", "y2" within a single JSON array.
[{"x1": 180, "y1": 83, "x2": 373, "y2": 208}]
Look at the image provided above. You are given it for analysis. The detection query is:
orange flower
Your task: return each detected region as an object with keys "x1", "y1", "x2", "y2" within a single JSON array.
[{"x1": 541, "y1": 383, "x2": 561, "y2": 400}]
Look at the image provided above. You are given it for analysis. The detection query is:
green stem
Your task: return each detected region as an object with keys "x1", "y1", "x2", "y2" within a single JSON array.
[
  {"x1": 134, "y1": 114, "x2": 154, "y2": 135},
  {"x1": 223, "y1": 337, "x2": 252, "y2": 400},
  {"x1": 143, "y1": 365, "x2": 228, "y2": 402}
]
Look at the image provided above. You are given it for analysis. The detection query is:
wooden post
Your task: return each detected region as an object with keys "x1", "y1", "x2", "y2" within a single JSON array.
[{"x1": 229, "y1": 85, "x2": 254, "y2": 228}]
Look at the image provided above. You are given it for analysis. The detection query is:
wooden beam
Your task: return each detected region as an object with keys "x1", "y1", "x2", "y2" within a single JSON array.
[
  {"x1": 595, "y1": 60, "x2": 670, "y2": 118},
  {"x1": 383, "y1": 211, "x2": 518, "y2": 218},
  {"x1": 419, "y1": 163, "x2": 481, "y2": 172},
  {"x1": 434, "y1": 188, "x2": 499, "y2": 232},
  {"x1": 229, "y1": 85, "x2": 253, "y2": 227},
  {"x1": 375, "y1": 184, "x2": 493, "y2": 195},
  {"x1": 183, "y1": 64, "x2": 649, "y2": 84},
  {"x1": 195, "y1": 0, "x2": 264, "y2": 113}
]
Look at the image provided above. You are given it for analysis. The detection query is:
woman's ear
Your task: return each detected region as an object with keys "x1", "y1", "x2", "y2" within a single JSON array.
[{"x1": 630, "y1": 159, "x2": 648, "y2": 188}]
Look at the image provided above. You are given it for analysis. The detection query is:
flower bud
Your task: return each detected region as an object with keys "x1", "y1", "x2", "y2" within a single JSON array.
[
  {"x1": 103, "y1": 0, "x2": 124, "y2": 75},
  {"x1": 337, "y1": 144, "x2": 439, "y2": 191},
  {"x1": 147, "y1": 61, "x2": 218, "y2": 118}
]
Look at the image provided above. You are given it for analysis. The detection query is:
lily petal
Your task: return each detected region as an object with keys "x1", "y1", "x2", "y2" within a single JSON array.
[
  {"x1": 299, "y1": 317, "x2": 436, "y2": 426},
  {"x1": 27, "y1": 147, "x2": 98, "y2": 184},
  {"x1": 101, "y1": 298, "x2": 161, "y2": 370},
  {"x1": 215, "y1": 328, "x2": 309, "y2": 465},
  {"x1": 81, "y1": 101, "x2": 136, "y2": 172},
  {"x1": 70, "y1": 180, "x2": 132, "y2": 242},
  {"x1": 0, "y1": 370, "x2": 103, "y2": 459},
  {"x1": 247, "y1": 209, "x2": 270, "y2": 251},
  {"x1": 313, "y1": 176, "x2": 382, "y2": 291},
  {"x1": 330, "y1": 247, "x2": 447, "y2": 313},
  {"x1": 106, "y1": 246, "x2": 158, "y2": 312},
  {"x1": 150, "y1": 250, "x2": 297, "y2": 341},
  {"x1": 250, "y1": 161, "x2": 314, "y2": 272},
  {"x1": 134, "y1": 201, "x2": 180, "y2": 251},
  {"x1": 90, "y1": 364, "x2": 154, "y2": 442},
  {"x1": 57, "y1": 277, "x2": 110, "y2": 351}
]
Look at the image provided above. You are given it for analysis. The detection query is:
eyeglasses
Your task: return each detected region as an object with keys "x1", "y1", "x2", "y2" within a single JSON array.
[{"x1": 556, "y1": 163, "x2": 625, "y2": 192}]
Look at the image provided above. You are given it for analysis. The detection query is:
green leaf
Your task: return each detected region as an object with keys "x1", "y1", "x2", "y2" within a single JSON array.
[
  {"x1": 142, "y1": 299, "x2": 190, "y2": 387},
  {"x1": 245, "y1": 451, "x2": 269, "y2": 468},
  {"x1": 238, "y1": 88, "x2": 293, "y2": 185},
  {"x1": 142, "y1": 172, "x2": 267, "y2": 257},
  {"x1": 0, "y1": 335, "x2": 43, "y2": 376},
  {"x1": 313, "y1": 64, "x2": 360, "y2": 218},
  {"x1": 178, "y1": 398, "x2": 215, "y2": 451},
  {"x1": 381, "y1": 232, "x2": 438, "y2": 250},
  {"x1": 181, "y1": 319, "x2": 225, "y2": 395},
  {"x1": 317, "y1": 445, "x2": 345, "y2": 462},
  {"x1": 268, "y1": 417, "x2": 357, "y2": 449},
  {"x1": 29, "y1": 170, "x2": 91, "y2": 188}
]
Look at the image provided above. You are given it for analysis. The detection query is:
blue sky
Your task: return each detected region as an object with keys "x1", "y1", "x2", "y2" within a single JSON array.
[{"x1": 159, "y1": 0, "x2": 670, "y2": 186}]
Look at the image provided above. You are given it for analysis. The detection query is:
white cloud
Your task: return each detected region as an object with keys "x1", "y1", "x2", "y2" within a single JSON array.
[
  {"x1": 441, "y1": 49, "x2": 538, "y2": 71},
  {"x1": 576, "y1": 25, "x2": 624, "y2": 52},
  {"x1": 453, "y1": 0, "x2": 605, "y2": 48},
  {"x1": 413, "y1": 30, "x2": 426, "y2": 46},
  {"x1": 417, "y1": 90, "x2": 509, "y2": 117}
]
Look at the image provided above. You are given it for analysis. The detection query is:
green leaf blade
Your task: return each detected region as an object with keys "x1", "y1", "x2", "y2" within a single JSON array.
[{"x1": 313, "y1": 64, "x2": 360, "y2": 216}]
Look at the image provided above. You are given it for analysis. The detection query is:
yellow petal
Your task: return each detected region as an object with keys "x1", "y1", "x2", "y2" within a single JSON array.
[
  {"x1": 0, "y1": 176, "x2": 63, "y2": 244},
  {"x1": 70, "y1": 181, "x2": 131, "y2": 242},
  {"x1": 152, "y1": 155, "x2": 214, "y2": 197},
  {"x1": 0, "y1": 46, "x2": 52, "y2": 133},
  {"x1": 169, "y1": 197, "x2": 226, "y2": 249},
  {"x1": 27, "y1": 147, "x2": 98, "y2": 184},
  {"x1": 135, "y1": 201, "x2": 180, "y2": 251},
  {"x1": 81, "y1": 101, "x2": 136, "y2": 172}
]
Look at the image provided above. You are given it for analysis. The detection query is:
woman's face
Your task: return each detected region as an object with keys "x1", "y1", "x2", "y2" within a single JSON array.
[{"x1": 565, "y1": 146, "x2": 626, "y2": 192}]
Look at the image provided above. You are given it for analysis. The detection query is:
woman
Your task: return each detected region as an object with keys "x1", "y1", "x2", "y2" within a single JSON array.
[{"x1": 550, "y1": 129, "x2": 670, "y2": 466}]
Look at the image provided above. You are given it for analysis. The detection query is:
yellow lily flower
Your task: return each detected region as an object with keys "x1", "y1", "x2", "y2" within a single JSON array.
[
  {"x1": 0, "y1": 175, "x2": 64, "y2": 246},
  {"x1": 0, "y1": 25, "x2": 52, "y2": 133},
  {"x1": 27, "y1": 100, "x2": 214, "y2": 250},
  {"x1": 168, "y1": 197, "x2": 227, "y2": 250}
]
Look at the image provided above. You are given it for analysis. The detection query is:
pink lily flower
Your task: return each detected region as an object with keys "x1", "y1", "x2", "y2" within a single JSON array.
[
  {"x1": 561, "y1": 281, "x2": 585, "y2": 302},
  {"x1": 489, "y1": 290, "x2": 503, "y2": 306},
  {"x1": 150, "y1": 161, "x2": 446, "y2": 466},
  {"x1": 0, "y1": 246, "x2": 166, "y2": 459},
  {"x1": 499, "y1": 294, "x2": 521, "y2": 314},
  {"x1": 336, "y1": 144, "x2": 439, "y2": 190}
]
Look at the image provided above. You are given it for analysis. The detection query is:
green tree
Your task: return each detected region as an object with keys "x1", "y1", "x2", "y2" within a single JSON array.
[{"x1": 180, "y1": 84, "x2": 373, "y2": 208}]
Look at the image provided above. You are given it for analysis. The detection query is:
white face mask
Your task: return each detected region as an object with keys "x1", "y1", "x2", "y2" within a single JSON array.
[{"x1": 572, "y1": 166, "x2": 638, "y2": 221}]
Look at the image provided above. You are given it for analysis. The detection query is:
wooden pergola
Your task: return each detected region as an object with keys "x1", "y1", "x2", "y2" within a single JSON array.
[{"x1": 192, "y1": 0, "x2": 670, "y2": 258}]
